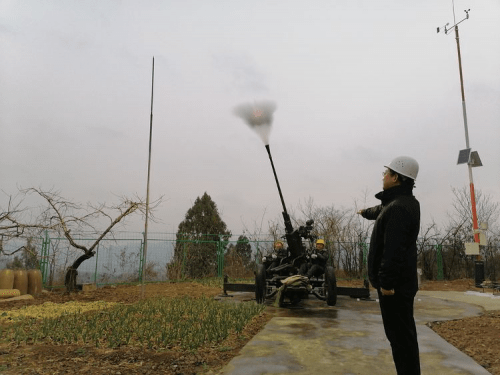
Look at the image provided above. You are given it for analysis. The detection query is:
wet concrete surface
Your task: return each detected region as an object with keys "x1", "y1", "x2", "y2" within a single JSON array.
[
  {"x1": 418, "y1": 290, "x2": 500, "y2": 311},
  {"x1": 217, "y1": 291, "x2": 491, "y2": 375}
]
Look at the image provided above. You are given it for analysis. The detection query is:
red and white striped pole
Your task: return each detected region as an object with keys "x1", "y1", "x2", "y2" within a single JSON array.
[{"x1": 454, "y1": 24, "x2": 480, "y2": 248}]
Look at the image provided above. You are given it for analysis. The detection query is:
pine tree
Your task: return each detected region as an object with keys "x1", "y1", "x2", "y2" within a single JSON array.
[{"x1": 171, "y1": 192, "x2": 231, "y2": 278}]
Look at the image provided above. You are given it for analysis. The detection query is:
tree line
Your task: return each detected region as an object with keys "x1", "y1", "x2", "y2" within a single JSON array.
[
  {"x1": 165, "y1": 187, "x2": 499, "y2": 282},
  {"x1": 2, "y1": 187, "x2": 499, "y2": 286}
]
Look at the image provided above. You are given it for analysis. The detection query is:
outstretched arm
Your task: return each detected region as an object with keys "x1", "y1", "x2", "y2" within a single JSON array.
[{"x1": 357, "y1": 205, "x2": 382, "y2": 220}]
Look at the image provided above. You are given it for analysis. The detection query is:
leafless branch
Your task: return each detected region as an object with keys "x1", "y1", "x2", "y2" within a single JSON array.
[{"x1": 0, "y1": 245, "x2": 27, "y2": 256}]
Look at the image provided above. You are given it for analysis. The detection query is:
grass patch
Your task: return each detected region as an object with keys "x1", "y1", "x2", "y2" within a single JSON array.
[{"x1": 0, "y1": 296, "x2": 264, "y2": 350}]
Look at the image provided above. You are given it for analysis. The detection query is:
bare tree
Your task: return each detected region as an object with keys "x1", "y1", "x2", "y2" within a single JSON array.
[
  {"x1": 47, "y1": 236, "x2": 63, "y2": 287},
  {"x1": 0, "y1": 192, "x2": 32, "y2": 240},
  {"x1": 449, "y1": 186, "x2": 499, "y2": 239},
  {"x1": 416, "y1": 221, "x2": 442, "y2": 280},
  {"x1": 1, "y1": 191, "x2": 58, "y2": 257},
  {"x1": 25, "y1": 188, "x2": 159, "y2": 292},
  {"x1": 438, "y1": 186, "x2": 500, "y2": 280},
  {"x1": 297, "y1": 198, "x2": 364, "y2": 273},
  {"x1": 240, "y1": 208, "x2": 272, "y2": 262}
]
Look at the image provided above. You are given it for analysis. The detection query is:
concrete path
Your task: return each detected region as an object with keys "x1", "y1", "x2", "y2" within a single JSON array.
[
  {"x1": 418, "y1": 290, "x2": 500, "y2": 311},
  {"x1": 217, "y1": 290, "x2": 495, "y2": 375}
]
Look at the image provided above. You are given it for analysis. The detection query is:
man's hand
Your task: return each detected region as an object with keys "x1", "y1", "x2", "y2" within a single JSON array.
[
  {"x1": 380, "y1": 288, "x2": 395, "y2": 296},
  {"x1": 311, "y1": 254, "x2": 317, "y2": 259}
]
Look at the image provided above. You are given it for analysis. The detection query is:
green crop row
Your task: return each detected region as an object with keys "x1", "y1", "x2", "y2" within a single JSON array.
[{"x1": 0, "y1": 296, "x2": 264, "y2": 350}]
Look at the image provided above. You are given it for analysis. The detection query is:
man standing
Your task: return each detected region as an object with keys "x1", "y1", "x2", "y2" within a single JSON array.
[{"x1": 358, "y1": 156, "x2": 421, "y2": 375}]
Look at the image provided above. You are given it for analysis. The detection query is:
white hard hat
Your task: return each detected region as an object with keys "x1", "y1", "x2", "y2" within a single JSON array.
[{"x1": 385, "y1": 156, "x2": 419, "y2": 180}]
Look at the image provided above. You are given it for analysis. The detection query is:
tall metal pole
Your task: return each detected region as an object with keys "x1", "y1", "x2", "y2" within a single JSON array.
[
  {"x1": 141, "y1": 57, "x2": 155, "y2": 299},
  {"x1": 438, "y1": 7, "x2": 480, "y2": 250},
  {"x1": 453, "y1": 25, "x2": 480, "y2": 245}
]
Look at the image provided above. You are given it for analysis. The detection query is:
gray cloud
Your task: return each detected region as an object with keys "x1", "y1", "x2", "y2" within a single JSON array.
[{"x1": 1, "y1": 1, "x2": 499, "y2": 236}]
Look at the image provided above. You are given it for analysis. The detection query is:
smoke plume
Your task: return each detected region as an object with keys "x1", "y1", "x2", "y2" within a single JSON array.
[{"x1": 233, "y1": 100, "x2": 277, "y2": 145}]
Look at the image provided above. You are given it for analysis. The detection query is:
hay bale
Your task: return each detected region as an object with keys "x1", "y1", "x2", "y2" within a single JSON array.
[
  {"x1": 0, "y1": 289, "x2": 21, "y2": 299},
  {"x1": 0, "y1": 269, "x2": 14, "y2": 289},
  {"x1": 0, "y1": 294, "x2": 34, "y2": 303}
]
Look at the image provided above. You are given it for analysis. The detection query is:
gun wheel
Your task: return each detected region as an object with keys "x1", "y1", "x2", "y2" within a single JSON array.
[
  {"x1": 325, "y1": 266, "x2": 337, "y2": 306},
  {"x1": 255, "y1": 264, "x2": 267, "y2": 304}
]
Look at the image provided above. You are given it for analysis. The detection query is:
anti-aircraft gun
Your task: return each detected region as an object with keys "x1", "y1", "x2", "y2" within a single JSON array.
[
  {"x1": 261, "y1": 145, "x2": 314, "y2": 273},
  {"x1": 223, "y1": 144, "x2": 371, "y2": 306},
  {"x1": 225, "y1": 102, "x2": 370, "y2": 306},
  {"x1": 252, "y1": 145, "x2": 338, "y2": 306}
]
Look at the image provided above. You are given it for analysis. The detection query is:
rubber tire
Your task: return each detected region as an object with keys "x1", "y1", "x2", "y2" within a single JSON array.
[
  {"x1": 325, "y1": 266, "x2": 337, "y2": 306},
  {"x1": 255, "y1": 264, "x2": 267, "y2": 304}
]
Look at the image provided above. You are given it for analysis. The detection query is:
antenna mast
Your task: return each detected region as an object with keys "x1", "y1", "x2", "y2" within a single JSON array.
[{"x1": 141, "y1": 57, "x2": 155, "y2": 299}]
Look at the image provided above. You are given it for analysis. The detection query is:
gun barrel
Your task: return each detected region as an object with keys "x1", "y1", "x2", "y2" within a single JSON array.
[
  {"x1": 265, "y1": 145, "x2": 288, "y2": 216},
  {"x1": 265, "y1": 144, "x2": 304, "y2": 259}
]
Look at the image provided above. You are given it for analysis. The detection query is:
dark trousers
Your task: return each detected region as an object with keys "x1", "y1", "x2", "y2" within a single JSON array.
[
  {"x1": 306, "y1": 264, "x2": 324, "y2": 278},
  {"x1": 298, "y1": 262, "x2": 310, "y2": 276},
  {"x1": 377, "y1": 290, "x2": 420, "y2": 375}
]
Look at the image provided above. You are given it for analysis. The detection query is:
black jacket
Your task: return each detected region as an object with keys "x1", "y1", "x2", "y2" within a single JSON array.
[
  {"x1": 362, "y1": 185, "x2": 420, "y2": 296},
  {"x1": 310, "y1": 249, "x2": 328, "y2": 267}
]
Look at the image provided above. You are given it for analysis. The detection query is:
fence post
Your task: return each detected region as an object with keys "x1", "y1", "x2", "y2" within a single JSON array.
[
  {"x1": 255, "y1": 241, "x2": 261, "y2": 265},
  {"x1": 182, "y1": 242, "x2": 187, "y2": 279},
  {"x1": 138, "y1": 235, "x2": 145, "y2": 282},
  {"x1": 436, "y1": 244, "x2": 444, "y2": 280},
  {"x1": 217, "y1": 240, "x2": 220, "y2": 277},
  {"x1": 217, "y1": 239, "x2": 224, "y2": 278},
  {"x1": 39, "y1": 231, "x2": 50, "y2": 286},
  {"x1": 94, "y1": 243, "x2": 99, "y2": 287},
  {"x1": 360, "y1": 241, "x2": 369, "y2": 280}
]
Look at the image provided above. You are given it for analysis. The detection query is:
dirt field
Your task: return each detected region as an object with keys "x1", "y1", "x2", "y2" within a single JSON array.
[
  {"x1": 0, "y1": 279, "x2": 497, "y2": 374},
  {"x1": 420, "y1": 279, "x2": 500, "y2": 374}
]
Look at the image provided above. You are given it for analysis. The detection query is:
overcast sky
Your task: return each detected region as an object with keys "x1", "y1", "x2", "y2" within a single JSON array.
[{"x1": 1, "y1": 0, "x2": 499, "y2": 237}]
